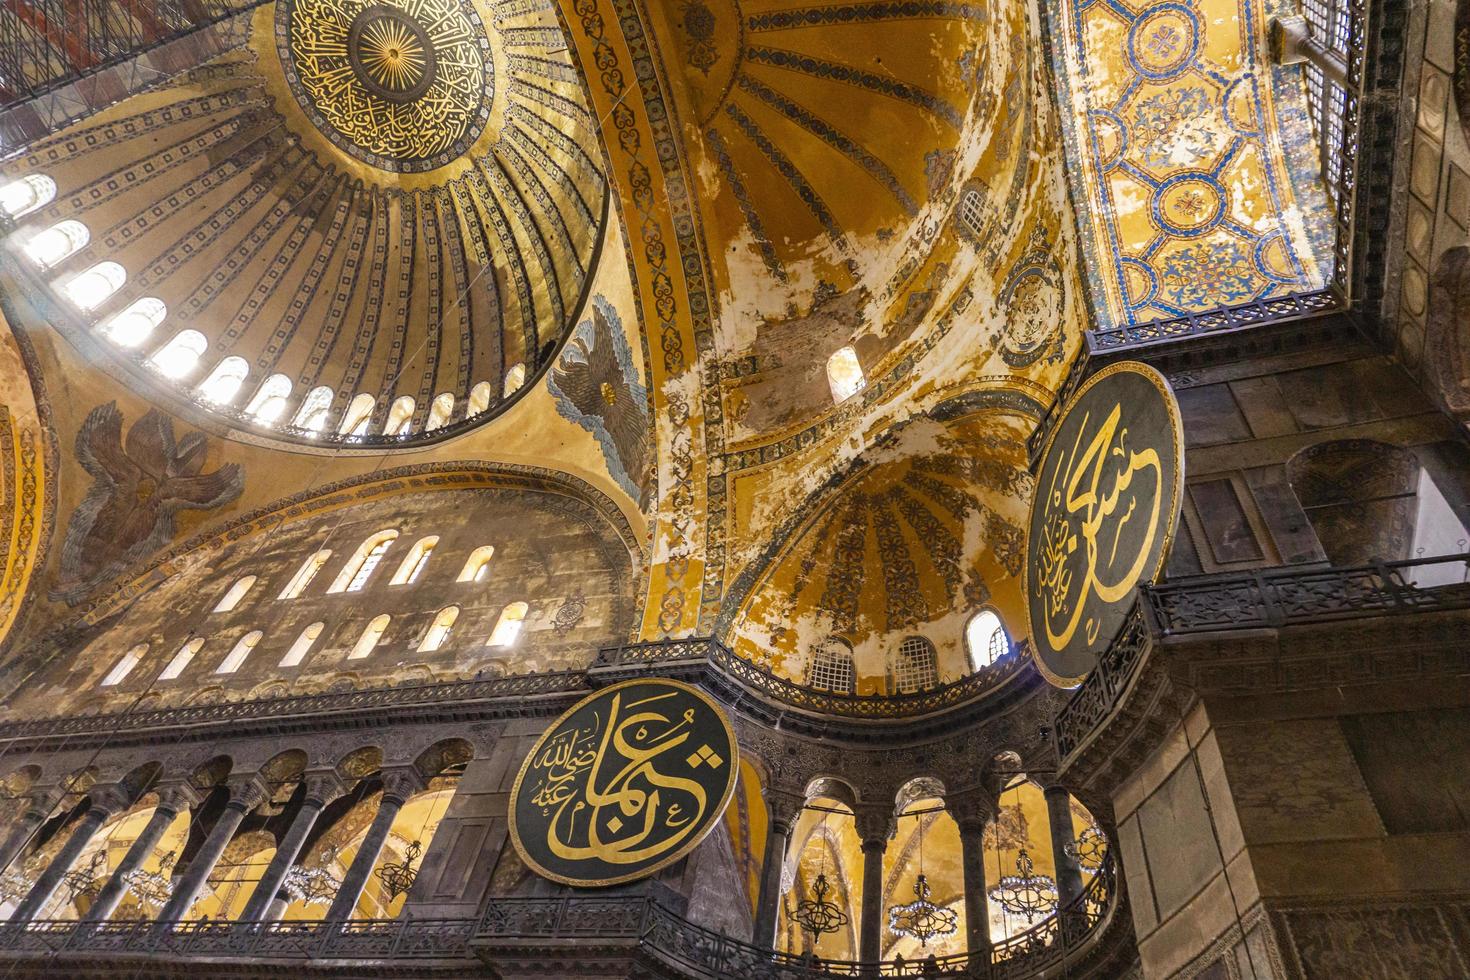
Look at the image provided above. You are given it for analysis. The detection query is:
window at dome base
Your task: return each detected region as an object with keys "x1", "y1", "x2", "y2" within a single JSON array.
[
  {"x1": 295, "y1": 386, "x2": 335, "y2": 431},
  {"x1": 101, "y1": 297, "x2": 166, "y2": 347},
  {"x1": 246, "y1": 373, "x2": 293, "y2": 423},
  {"x1": 59, "y1": 260, "x2": 125, "y2": 310},
  {"x1": 426, "y1": 393, "x2": 455, "y2": 431},
  {"x1": 827, "y1": 346, "x2": 865, "y2": 403},
  {"x1": 503, "y1": 363, "x2": 526, "y2": 397},
  {"x1": 383, "y1": 396, "x2": 416, "y2": 436},
  {"x1": 807, "y1": 637, "x2": 855, "y2": 694},
  {"x1": 893, "y1": 635, "x2": 939, "y2": 693},
  {"x1": 339, "y1": 393, "x2": 376, "y2": 436},
  {"x1": 150, "y1": 330, "x2": 208, "y2": 380},
  {"x1": 199, "y1": 357, "x2": 250, "y2": 405},
  {"x1": 23, "y1": 219, "x2": 88, "y2": 268},
  {"x1": 967, "y1": 611, "x2": 1010, "y2": 670},
  {"x1": 467, "y1": 382, "x2": 492, "y2": 416},
  {"x1": 0, "y1": 174, "x2": 55, "y2": 218}
]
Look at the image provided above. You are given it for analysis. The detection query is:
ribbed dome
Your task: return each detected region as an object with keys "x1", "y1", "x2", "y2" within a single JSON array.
[{"x1": 1, "y1": 0, "x2": 606, "y2": 446}]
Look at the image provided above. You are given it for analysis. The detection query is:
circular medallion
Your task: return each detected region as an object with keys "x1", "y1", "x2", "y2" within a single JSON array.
[
  {"x1": 508, "y1": 678, "x2": 740, "y2": 887},
  {"x1": 276, "y1": 0, "x2": 493, "y2": 172},
  {"x1": 1127, "y1": 4, "x2": 1200, "y2": 81},
  {"x1": 1153, "y1": 173, "x2": 1224, "y2": 237},
  {"x1": 996, "y1": 261, "x2": 1063, "y2": 367},
  {"x1": 1024, "y1": 362, "x2": 1184, "y2": 687}
]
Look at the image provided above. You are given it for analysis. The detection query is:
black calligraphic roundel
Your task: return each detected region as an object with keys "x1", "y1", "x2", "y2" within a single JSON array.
[
  {"x1": 1024, "y1": 361, "x2": 1184, "y2": 687},
  {"x1": 508, "y1": 678, "x2": 740, "y2": 887}
]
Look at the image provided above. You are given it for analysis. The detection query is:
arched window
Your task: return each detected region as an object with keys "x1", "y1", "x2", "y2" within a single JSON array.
[
  {"x1": 102, "y1": 297, "x2": 166, "y2": 347},
  {"x1": 149, "y1": 329, "x2": 208, "y2": 379},
  {"x1": 807, "y1": 637, "x2": 855, "y2": 694},
  {"x1": 22, "y1": 219, "x2": 88, "y2": 267},
  {"x1": 0, "y1": 174, "x2": 55, "y2": 217},
  {"x1": 279, "y1": 549, "x2": 331, "y2": 599},
  {"x1": 198, "y1": 356, "x2": 250, "y2": 404},
  {"x1": 487, "y1": 601, "x2": 528, "y2": 646},
  {"x1": 457, "y1": 545, "x2": 495, "y2": 583},
  {"x1": 59, "y1": 260, "x2": 125, "y2": 310},
  {"x1": 826, "y1": 346, "x2": 865, "y2": 403},
  {"x1": 425, "y1": 392, "x2": 455, "y2": 431},
  {"x1": 419, "y1": 605, "x2": 460, "y2": 652},
  {"x1": 101, "y1": 643, "x2": 148, "y2": 687},
  {"x1": 958, "y1": 185, "x2": 992, "y2": 240},
  {"x1": 159, "y1": 637, "x2": 204, "y2": 680},
  {"x1": 893, "y1": 635, "x2": 939, "y2": 693},
  {"x1": 503, "y1": 363, "x2": 526, "y2": 397},
  {"x1": 212, "y1": 574, "x2": 257, "y2": 613},
  {"x1": 338, "y1": 393, "x2": 376, "y2": 436},
  {"x1": 329, "y1": 530, "x2": 398, "y2": 593},
  {"x1": 293, "y1": 386, "x2": 335, "y2": 431},
  {"x1": 349, "y1": 614, "x2": 391, "y2": 659},
  {"x1": 245, "y1": 373, "x2": 293, "y2": 423},
  {"x1": 390, "y1": 535, "x2": 438, "y2": 585},
  {"x1": 966, "y1": 610, "x2": 1010, "y2": 669},
  {"x1": 216, "y1": 630, "x2": 262, "y2": 674},
  {"x1": 383, "y1": 396, "x2": 416, "y2": 436},
  {"x1": 279, "y1": 622, "x2": 324, "y2": 667},
  {"x1": 467, "y1": 381, "x2": 492, "y2": 416}
]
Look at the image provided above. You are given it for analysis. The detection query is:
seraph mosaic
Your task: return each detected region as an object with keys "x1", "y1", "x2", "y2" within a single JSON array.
[
  {"x1": 55, "y1": 404, "x2": 244, "y2": 603},
  {"x1": 1051, "y1": 0, "x2": 1332, "y2": 327},
  {"x1": 548, "y1": 296, "x2": 653, "y2": 507}
]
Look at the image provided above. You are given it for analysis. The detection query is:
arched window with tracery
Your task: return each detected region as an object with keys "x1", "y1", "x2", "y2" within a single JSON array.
[
  {"x1": 807, "y1": 637, "x2": 855, "y2": 694},
  {"x1": 102, "y1": 297, "x2": 166, "y2": 347},
  {"x1": 426, "y1": 392, "x2": 455, "y2": 431},
  {"x1": 280, "y1": 622, "x2": 324, "y2": 667},
  {"x1": 383, "y1": 396, "x2": 416, "y2": 436},
  {"x1": 149, "y1": 329, "x2": 208, "y2": 379},
  {"x1": 60, "y1": 260, "x2": 125, "y2": 310},
  {"x1": 329, "y1": 530, "x2": 399, "y2": 593},
  {"x1": 893, "y1": 635, "x2": 939, "y2": 693},
  {"x1": 467, "y1": 381, "x2": 492, "y2": 416},
  {"x1": 339, "y1": 393, "x2": 376, "y2": 436},
  {"x1": 101, "y1": 643, "x2": 148, "y2": 686},
  {"x1": 966, "y1": 610, "x2": 1010, "y2": 670},
  {"x1": 159, "y1": 637, "x2": 204, "y2": 680},
  {"x1": 199, "y1": 357, "x2": 250, "y2": 404},
  {"x1": 294, "y1": 386, "x2": 335, "y2": 431},
  {"x1": 419, "y1": 605, "x2": 460, "y2": 652},
  {"x1": 0, "y1": 174, "x2": 55, "y2": 217},
  {"x1": 23, "y1": 219, "x2": 88, "y2": 267},
  {"x1": 212, "y1": 575, "x2": 257, "y2": 613},
  {"x1": 826, "y1": 346, "x2": 865, "y2": 403},
  {"x1": 349, "y1": 614, "x2": 391, "y2": 659},
  {"x1": 487, "y1": 601, "x2": 528, "y2": 646},
  {"x1": 390, "y1": 536, "x2": 438, "y2": 585},
  {"x1": 245, "y1": 373, "x2": 293, "y2": 423},
  {"x1": 280, "y1": 549, "x2": 332, "y2": 599},
  {"x1": 457, "y1": 545, "x2": 495, "y2": 583},
  {"x1": 216, "y1": 630, "x2": 262, "y2": 673}
]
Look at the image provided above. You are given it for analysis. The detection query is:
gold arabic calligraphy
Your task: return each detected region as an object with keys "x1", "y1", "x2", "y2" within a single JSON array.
[
  {"x1": 528, "y1": 691, "x2": 714, "y2": 866},
  {"x1": 1035, "y1": 400, "x2": 1163, "y2": 651}
]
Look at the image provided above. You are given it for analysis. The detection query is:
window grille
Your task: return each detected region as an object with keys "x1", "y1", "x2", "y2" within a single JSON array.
[
  {"x1": 894, "y1": 635, "x2": 939, "y2": 693},
  {"x1": 807, "y1": 637, "x2": 855, "y2": 694}
]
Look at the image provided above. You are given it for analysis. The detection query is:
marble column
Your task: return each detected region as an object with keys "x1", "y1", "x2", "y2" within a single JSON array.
[
  {"x1": 1044, "y1": 784, "x2": 1084, "y2": 909},
  {"x1": 83, "y1": 783, "x2": 199, "y2": 924},
  {"x1": 12, "y1": 786, "x2": 126, "y2": 923},
  {"x1": 324, "y1": 767, "x2": 424, "y2": 923},
  {"x1": 0, "y1": 788, "x2": 63, "y2": 873},
  {"x1": 853, "y1": 808, "x2": 891, "y2": 977},
  {"x1": 752, "y1": 790, "x2": 801, "y2": 947},
  {"x1": 156, "y1": 775, "x2": 268, "y2": 924},
  {"x1": 240, "y1": 770, "x2": 341, "y2": 923},
  {"x1": 948, "y1": 788, "x2": 997, "y2": 967}
]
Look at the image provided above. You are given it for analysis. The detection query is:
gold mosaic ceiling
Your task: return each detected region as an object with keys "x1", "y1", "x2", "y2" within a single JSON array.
[{"x1": 2, "y1": 0, "x2": 606, "y2": 444}]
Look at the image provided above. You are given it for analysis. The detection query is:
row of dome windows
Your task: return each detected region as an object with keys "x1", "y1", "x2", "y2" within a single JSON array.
[
  {"x1": 99, "y1": 601, "x2": 530, "y2": 688},
  {"x1": 2, "y1": 176, "x2": 525, "y2": 437},
  {"x1": 211, "y1": 531, "x2": 500, "y2": 613},
  {"x1": 805, "y1": 611, "x2": 1011, "y2": 695}
]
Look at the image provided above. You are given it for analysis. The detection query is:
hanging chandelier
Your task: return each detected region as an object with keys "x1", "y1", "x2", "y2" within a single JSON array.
[
  {"x1": 373, "y1": 839, "x2": 422, "y2": 902},
  {"x1": 121, "y1": 849, "x2": 177, "y2": 910},
  {"x1": 60, "y1": 850, "x2": 108, "y2": 906},
  {"x1": 788, "y1": 871, "x2": 849, "y2": 940},
  {"x1": 888, "y1": 873, "x2": 958, "y2": 946},
  {"x1": 1065, "y1": 824, "x2": 1107, "y2": 872},
  {"x1": 283, "y1": 847, "x2": 342, "y2": 907},
  {"x1": 987, "y1": 848, "x2": 1058, "y2": 923}
]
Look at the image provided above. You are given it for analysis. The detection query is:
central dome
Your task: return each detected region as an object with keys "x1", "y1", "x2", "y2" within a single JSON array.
[{"x1": 278, "y1": 0, "x2": 494, "y2": 171}]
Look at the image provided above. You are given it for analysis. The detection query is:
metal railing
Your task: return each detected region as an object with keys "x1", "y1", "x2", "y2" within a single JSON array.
[
  {"x1": 1054, "y1": 554, "x2": 1470, "y2": 761},
  {"x1": 0, "y1": 0, "x2": 270, "y2": 110}
]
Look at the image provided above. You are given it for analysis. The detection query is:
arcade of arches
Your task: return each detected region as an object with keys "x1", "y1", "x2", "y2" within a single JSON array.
[{"x1": 0, "y1": 0, "x2": 1466, "y2": 975}]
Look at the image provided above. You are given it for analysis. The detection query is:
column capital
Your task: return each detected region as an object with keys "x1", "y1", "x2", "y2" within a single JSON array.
[
  {"x1": 86, "y1": 782, "x2": 131, "y2": 817},
  {"x1": 18, "y1": 785, "x2": 66, "y2": 821},
  {"x1": 851, "y1": 805, "x2": 892, "y2": 847},
  {"x1": 224, "y1": 774, "x2": 271, "y2": 812},
  {"x1": 301, "y1": 769, "x2": 345, "y2": 807},
  {"x1": 763, "y1": 789, "x2": 804, "y2": 832},
  {"x1": 944, "y1": 787, "x2": 998, "y2": 835},
  {"x1": 379, "y1": 766, "x2": 426, "y2": 806},
  {"x1": 152, "y1": 780, "x2": 203, "y2": 813}
]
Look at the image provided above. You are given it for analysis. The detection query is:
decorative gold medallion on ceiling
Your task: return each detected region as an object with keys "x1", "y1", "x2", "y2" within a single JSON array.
[{"x1": 277, "y1": 0, "x2": 493, "y2": 171}]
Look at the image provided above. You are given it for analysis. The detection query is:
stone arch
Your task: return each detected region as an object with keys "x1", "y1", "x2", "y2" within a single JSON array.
[
  {"x1": 1287, "y1": 439, "x2": 1421, "y2": 565},
  {"x1": 414, "y1": 738, "x2": 474, "y2": 782}
]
